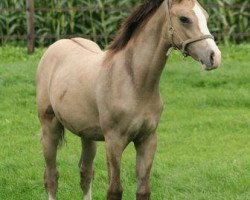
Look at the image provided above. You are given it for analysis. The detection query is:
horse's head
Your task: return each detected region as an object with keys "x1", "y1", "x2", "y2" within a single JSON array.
[{"x1": 166, "y1": 0, "x2": 221, "y2": 70}]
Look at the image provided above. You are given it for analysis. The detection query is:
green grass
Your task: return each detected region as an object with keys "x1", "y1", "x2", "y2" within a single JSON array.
[{"x1": 0, "y1": 44, "x2": 249, "y2": 200}]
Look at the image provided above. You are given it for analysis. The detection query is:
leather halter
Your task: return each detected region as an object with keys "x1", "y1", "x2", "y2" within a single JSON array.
[{"x1": 165, "y1": 0, "x2": 214, "y2": 57}]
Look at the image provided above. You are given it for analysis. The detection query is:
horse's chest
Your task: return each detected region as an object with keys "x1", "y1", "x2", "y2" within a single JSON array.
[
  {"x1": 100, "y1": 93, "x2": 163, "y2": 140},
  {"x1": 128, "y1": 112, "x2": 159, "y2": 136},
  {"x1": 117, "y1": 104, "x2": 162, "y2": 140}
]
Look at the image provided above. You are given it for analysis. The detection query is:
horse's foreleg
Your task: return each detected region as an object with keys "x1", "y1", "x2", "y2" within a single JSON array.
[
  {"x1": 105, "y1": 134, "x2": 127, "y2": 200},
  {"x1": 134, "y1": 133, "x2": 157, "y2": 200},
  {"x1": 41, "y1": 117, "x2": 64, "y2": 200},
  {"x1": 79, "y1": 138, "x2": 97, "y2": 200}
]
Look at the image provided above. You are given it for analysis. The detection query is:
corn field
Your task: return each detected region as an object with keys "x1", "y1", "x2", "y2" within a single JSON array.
[{"x1": 0, "y1": 0, "x2": 249, "y2": 47}]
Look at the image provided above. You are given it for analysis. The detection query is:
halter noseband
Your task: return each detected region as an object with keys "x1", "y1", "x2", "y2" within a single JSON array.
[{"x1": 166, "y1": 0, "x2": 214, "y2": 57}]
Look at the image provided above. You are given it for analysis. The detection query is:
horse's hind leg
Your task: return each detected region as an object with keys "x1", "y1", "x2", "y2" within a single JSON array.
[
  {"x1": 39, "y1": 105, "x2": 64, "y2": 200},
  {"x1": 79, "y1": 138, "x2": 97, "y2": 200}
]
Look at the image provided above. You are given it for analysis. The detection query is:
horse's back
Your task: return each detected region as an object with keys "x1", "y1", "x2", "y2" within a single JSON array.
[
  {"x1": 70, "y1": 37, "x2": 102, "y2": 53},
  {"x1": 36, "y1": 38, "x2": 103, "y2": 85}
]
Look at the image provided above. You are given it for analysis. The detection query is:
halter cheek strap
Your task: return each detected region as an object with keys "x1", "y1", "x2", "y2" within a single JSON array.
[{"x1": 165, "y1": 0, "x2": 214, "y2": 57}]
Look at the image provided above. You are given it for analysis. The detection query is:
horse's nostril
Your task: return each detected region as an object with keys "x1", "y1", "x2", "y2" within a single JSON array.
[{"x1": 210, "y1": 51, "x2": 215, "y2": 65}]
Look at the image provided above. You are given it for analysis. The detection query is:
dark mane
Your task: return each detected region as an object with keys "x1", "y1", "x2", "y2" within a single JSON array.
[{"x1": 107, "y1": 0, "x2": 165, "y2": 52}]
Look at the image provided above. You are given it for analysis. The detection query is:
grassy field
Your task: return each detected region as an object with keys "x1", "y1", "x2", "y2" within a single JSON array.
[{"x1": 0, "y1": 44, "x2": 249, "y2": 200}]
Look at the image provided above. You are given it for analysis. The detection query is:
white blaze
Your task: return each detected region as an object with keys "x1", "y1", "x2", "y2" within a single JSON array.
[
  {"x1": 193, "y1": 3, "x2": 210, "y2": 35},
  {"x1": 193, "y1": 3, "x2": 221, "y2": 66}
]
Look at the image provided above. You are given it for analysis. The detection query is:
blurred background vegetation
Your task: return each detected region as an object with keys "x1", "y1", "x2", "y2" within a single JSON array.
[{"x1": 0, "y1": 0, "x2": 249, "y2": 48}]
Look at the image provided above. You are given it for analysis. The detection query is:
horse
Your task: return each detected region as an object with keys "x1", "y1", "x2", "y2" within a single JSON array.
[{"x1": 36, "y1": 0, "x2": 221, "y2": 199}]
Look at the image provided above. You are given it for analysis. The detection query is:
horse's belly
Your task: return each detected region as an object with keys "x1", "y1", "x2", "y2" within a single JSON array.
[
  {"x1": 56, "y1": 110, "x2": 104, "y2": 141},
  {"x1": 78, "y1": 126, "x2": 104, "y2": 141}
]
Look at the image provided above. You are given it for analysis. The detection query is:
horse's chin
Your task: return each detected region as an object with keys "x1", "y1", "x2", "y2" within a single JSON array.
[
  {"x1": 200, "y1": 62, "x2": 218, "y2": 71},
  {"x1": 188, "y1": 53, "x2": 218, "y2": 71}
]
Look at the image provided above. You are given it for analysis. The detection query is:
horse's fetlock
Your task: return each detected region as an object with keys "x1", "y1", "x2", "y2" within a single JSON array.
[
  {"x1": 136, "y1": 192, "x2": 151, "y2": 200},
  {"x1": 107, "y1": 190, "x2": 123, "y2": 200}
]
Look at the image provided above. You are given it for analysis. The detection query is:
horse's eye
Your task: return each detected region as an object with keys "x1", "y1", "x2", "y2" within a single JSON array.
[{"x1": 179, "y1": 16, "x2": 190, "y2": 24}]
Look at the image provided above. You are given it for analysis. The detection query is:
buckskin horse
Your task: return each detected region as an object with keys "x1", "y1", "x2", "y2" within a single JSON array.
[{"x1": 36, "y1": 0, "x2": 221, "y2": 199}]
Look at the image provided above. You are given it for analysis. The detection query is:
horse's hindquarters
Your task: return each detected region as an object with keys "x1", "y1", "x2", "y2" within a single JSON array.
[{"x1": 37, "y1": 39, "x2": 104, "y2": 140}]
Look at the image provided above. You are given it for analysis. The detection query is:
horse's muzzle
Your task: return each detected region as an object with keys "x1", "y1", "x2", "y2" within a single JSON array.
[{"x1": 200, "y1": 47, "x2": 221, "y2": 71}]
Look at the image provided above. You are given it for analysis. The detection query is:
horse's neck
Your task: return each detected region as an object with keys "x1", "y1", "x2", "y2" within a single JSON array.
[
  {"x1": 106, "y1": 3, "x2": 172, "y2": 100},
  {"x1": 122, "y1": 3, "x2": 170, "y2": 95}
]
